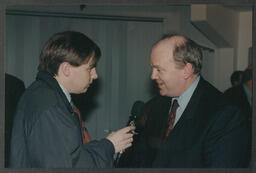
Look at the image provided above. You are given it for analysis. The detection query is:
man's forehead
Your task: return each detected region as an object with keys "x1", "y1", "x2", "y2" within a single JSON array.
[
  {"x1": 152, "y1": 36, "x2": 186, "y2": 57},
  {"x1": 152, "y1": 39, "x2": 174, "y2": 56},
  {"x1": 159, "y1": 36, "x2": 186, "y2": 47}
]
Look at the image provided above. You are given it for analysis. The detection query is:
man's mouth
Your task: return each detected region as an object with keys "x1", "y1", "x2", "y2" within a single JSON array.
[{"x1": 157, "y1": 82, "x2": 164, "y2": 88}]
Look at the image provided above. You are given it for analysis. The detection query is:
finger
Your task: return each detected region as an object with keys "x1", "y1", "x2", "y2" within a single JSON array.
[
  {"x1": 116, "y1": 142, "x2": 132, "y2": 153},
  {"x1": 115, "y1": 137, "x2": 134, "y2": 153},
  {"x1": 129, "y1": 126, "x2": 136, "y2": 131},
  {"x1": 119, "y1": 133, "x2": 133, "y2": 141},
  {"x1": 115, "y1": 129, "x2": 133, "y2": 138},
  {"x1": 118, "y1": 126, "x2": 136, "y2": 134},
  {"x1": 130, "y1": 125, "x2": 136, "y2": 129},
  {"x1": 121, "y1": 142, "x2": 133, "y2": 151},
  {"x1": 118, "y1": 136, "x2": 133, "y2": 146}
]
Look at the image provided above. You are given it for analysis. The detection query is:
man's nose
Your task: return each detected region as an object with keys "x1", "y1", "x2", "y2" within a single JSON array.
[
  {"x1": 151, "y1": 70, "x2": 157, "y2": 80},
  {"x1": 93, "y1": 72, "x2": 98, "y2": 80}
]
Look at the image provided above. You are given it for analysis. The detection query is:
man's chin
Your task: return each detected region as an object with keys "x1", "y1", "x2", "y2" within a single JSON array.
[
  {"x1": 159, "y1": 90, "x2": 166, "y2": 96},
  {"x1": 82, "y1": 88, "x2": 88, "y2": 93},
  {"x1": 74, "y1": 88, "x2": 88, "y2": 94}
]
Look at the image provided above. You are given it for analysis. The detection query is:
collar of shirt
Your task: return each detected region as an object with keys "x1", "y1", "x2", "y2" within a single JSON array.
[
  {"x1": 242, "y1": 84, "x2": 252, "y2": 106},
  {"x1": 172, "y1": 75, "x2": 200, "y2": 126},
  {"x1": 57, "y1": 82, "x2": 72, "y2": 103}
]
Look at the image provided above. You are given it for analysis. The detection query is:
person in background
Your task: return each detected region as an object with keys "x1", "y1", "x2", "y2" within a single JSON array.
[
  {"x1": 230, "y1": 70, "x2": 243, "y2": 87},
  {"x1": 224, "y1": 67, "x2": 252, "y2": 121},
  {"x1": 224, "y1": 66, "x2": 252, "y2": 162},
  {"x1": 5, "y1": 73, "x2": 25, "y2": 167},
  {"x1": 10, "y1": 31, "x2": 135, "y2": 168},
  {"x1": 132, "y1": 34, "x2": 250, "y2": 168}
]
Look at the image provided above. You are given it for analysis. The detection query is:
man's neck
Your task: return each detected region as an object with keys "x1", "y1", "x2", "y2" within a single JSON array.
[
  {"x1": 181, "y1": 74, "x2": 199, "y2": 95},
  {"x1": 54, "y1": 76, "x2": 72, "y2": 102},
  {"x1": 54, "y1": 75, "x2": 71, "y2": 93}
]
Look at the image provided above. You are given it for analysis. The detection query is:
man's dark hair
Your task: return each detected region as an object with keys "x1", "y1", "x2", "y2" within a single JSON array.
[
  {"x1": 230, "y1": 70, "x2": 243, "y2": 86},
  {"x1": 38, "y1": 31, "x2": 101, "y2": 76},
  {"x1": 154, "y1": 34, "x2": 202, "y2": 74},
  {"x1": 242, "y1": 68, "x2": 252, "y2": 84}
]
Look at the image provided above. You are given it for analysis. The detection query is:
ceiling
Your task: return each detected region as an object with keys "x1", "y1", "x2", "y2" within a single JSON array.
[
  {"x1": 6, "y1": 4, "x2": 253, "y2": 14},
  {"x1": 223, "y1": 5, "x2": 252, "y2": 12}
]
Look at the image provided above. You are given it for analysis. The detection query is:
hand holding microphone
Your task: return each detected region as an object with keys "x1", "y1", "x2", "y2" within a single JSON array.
[
  {"x1": 127, "y1": 100, "x2": 145, "y2": 135},
  {"x1": 106, "y1": 126, "x2": 135, "y2": 153},
  {"x1": 114, "y1": 101, "x2": 145, "y2": 166},
  {"x1": 106, "y1": 101, "x2": 144, "y2": 154}
]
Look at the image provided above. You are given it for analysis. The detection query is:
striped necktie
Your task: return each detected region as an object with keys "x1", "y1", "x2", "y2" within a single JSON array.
[
  {"x1": 70, "y1": 101, "x2": 91, "y2": 144},
  {"x1": 164, "y1": 99, "x2": 179, "y2": 138}
]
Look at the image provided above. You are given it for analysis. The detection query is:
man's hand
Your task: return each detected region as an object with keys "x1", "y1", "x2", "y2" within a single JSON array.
[{"x1": 106, "y1": 126, "x2": 136, "y2": 153}]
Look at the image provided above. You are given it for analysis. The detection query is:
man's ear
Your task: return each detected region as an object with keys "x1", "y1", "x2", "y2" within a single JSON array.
[
  {"x1": 59, "y1": 62, "x2": 71, "y2": 77},
  {"x1": 183, "y1": 63, "x2": 194, "y2": 79}
]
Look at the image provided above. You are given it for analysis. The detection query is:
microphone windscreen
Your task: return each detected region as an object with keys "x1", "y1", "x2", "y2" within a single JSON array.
[{"x1": 130, "y1": 101, "x2": 145, "y2": 119}]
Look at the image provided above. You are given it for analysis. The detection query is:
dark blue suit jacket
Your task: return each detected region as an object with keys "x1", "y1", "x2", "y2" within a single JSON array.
[
  {"x1": 10, "y1": 71, "x2": 115, "y2": 168},
  {"x1": 135, "y1": 77, "x2": 250, "y2": 168}
]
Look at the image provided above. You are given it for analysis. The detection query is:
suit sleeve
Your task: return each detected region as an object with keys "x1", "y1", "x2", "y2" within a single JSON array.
[
  {"x1": 203, "y1": 105, "x2": 250, "y2": 168},
  {"x1": 26, "y1": 108, "x2": 114, "y2": 168}
]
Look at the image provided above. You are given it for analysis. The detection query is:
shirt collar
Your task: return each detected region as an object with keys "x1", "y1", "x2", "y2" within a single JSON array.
[
  {"x1": 243, "y1": 84, "x2": 252, "y2": 105},
  {"x1": 57, "y1": 82, "x2": 71, "y2": 103},
  {"x1": 173, "y1": 75, "x2": 200, "y2": 109}
]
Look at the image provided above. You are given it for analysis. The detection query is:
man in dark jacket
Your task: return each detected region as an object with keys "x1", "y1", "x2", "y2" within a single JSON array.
[
  {"x1": 132, "y1": 34, "x2": 250, "y2": 168},
  {"x1": 10, "y1": 31, "x2": 135, "y2": 168},
  {"x1": 5, "y1": 73, "x2": 25, "y2": 167},
  {"x1": 224, "y1": 68, "x2": 252, "y2": 124},
  {"x1": 224, "y1": 67, "x2": 252, "y2": 163}
]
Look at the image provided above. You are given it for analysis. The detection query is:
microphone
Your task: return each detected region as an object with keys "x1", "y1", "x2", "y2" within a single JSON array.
[
  {"x1": 114, "y1": 101, "x2": 145, "y2": 167},
  {"x1": 127, "y1": 100, "x2": 145, "y2": 128}
]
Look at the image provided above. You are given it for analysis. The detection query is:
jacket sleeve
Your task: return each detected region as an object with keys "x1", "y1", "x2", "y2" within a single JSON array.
[
  {"x1": 25, "y1": 107, "x2": 114, "y2": 168},
  {"x1": 203, "y1": 105, "x2": 250, "y2": 168},
  {"x1": 73, "y1": 138, "x2": 115, "y2": 168}
]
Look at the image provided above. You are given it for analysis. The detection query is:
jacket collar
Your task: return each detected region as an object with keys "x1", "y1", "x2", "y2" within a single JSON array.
[
  {"x1": 36, "y1": 71, "x2": 74, "y2": 113},
  {"x1": 169, "y1": 77, "x2": 207, "y2": 136}
]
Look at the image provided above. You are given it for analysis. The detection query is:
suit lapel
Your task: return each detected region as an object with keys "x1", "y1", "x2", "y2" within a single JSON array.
[{"x1": 171, "y1": 77, "x2": 206, "y2": 132}]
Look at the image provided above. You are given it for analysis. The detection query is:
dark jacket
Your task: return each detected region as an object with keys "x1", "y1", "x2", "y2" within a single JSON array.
[
  {"x1": 134, "y1": 77, "x2": 250, "y2": 168},
  {"x1": 5, "y1": 73, "x2": 25, "y2": 167},
  {"x1": 223, "y1": 84, "x2": 252, "y2": 160},
  {"x1": 10, "y1": 71, "x2": 115, "y2": 168},
  {"x1": 223, "y1": 84, "x2": 252, "y2": 127}
]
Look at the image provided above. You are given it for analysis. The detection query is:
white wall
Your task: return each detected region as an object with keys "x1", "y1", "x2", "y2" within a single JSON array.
[
  {"x1": 190, "y1": 4, "x2": 252, "y2": 91},
  {"x1": 207, "y1": 5, "x2": 239, "y2": 48},
  {"x1": 214, "y1": 48, "x2": 235, "y2": 91},
  {"x1": 236, "y1": 11, "x2": 252, "y2": 70}
]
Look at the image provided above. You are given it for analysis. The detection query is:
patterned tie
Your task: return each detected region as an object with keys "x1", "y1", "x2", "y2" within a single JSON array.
[
  {"x1": 165, "y1": 99, "x2": 179, "y2": 138},
  {"x1": 70, "y1": 101, "x2": 91, "y2": 144}
]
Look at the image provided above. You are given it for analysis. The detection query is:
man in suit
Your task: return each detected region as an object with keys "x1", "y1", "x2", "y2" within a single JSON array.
[
  {"x1": 134, "y1": 34, "x2": 250, "y2": 168},
  {"x1": 224, "y1": 68, "x2": 252, "y2": 121},
  {"x1": 224, "y1": 67, "x2": 252, "y2": 160},
  {"x1": 10, "y1": 31, "x2": 135, "y2": 168}
]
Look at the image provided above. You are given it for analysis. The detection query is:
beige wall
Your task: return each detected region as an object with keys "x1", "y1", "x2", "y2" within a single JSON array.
[
  {"x1": 237, "y1": 11, "x2": 252, "y2": 70},
  {"x1": 207, "y1": 5, "x2": 239, "y2": 48},
  {"x1": 214, "y1": 48, "x2": 235, "y2": 91},
  {"x1": 191, "y1": 4, "x2": 252, "y2": 90}
]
